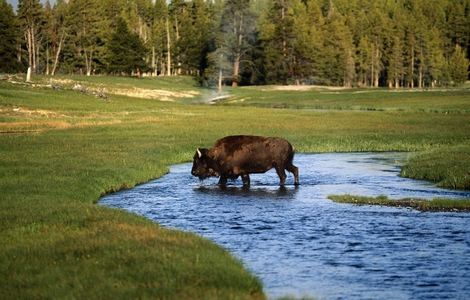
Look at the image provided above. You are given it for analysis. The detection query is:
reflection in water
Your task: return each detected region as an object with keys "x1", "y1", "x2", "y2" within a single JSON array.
[
  {"x1": 100, "y1": 153, "x2": 470, "y2": 299},
  {"x1": 195, "y1": 185, "x2": 299, "y2": 199}
]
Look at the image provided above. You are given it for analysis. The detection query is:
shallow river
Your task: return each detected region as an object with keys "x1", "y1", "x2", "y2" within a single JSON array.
[{"x1": 100, "y1": 153, "x2": 470, "y2": 299}]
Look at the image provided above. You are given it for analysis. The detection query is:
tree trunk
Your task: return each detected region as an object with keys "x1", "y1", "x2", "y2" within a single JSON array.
[
  {"x1": 46, "y1": 45, "x2": 50, "y2": 75},
  {"x1": 418, "y1": 65, "x2": 423, "y2": 88},
  {"x1": 84, "y1": 50, "x2": 93, "y2": 76},
  {"x1": 151, "y1": 46, "x2": 156, "y2": 76},
  {"x1": 232, "y1": 13, "x2": 243, "y2": 87},
  {"x1": 218, "y1": 67, "x2": 223, "y2": 94},
  {"x1": 281, "y1": 2, "x2": 287, "y2": 58},
  {"x1": 51, "y1": 32, "x2": 65, "y2": 76},
  {"x1": 26, "y1": 29, "x2": 33, "y2": 73},
  {"x1": 31, "y1": 25, "x2": 36, "y2": 73},
  {"x1": 374, "y1": 43, "x2": 380, "y2": 87},
  {"x1": 17, "y1": 43, "x2": 22, "y2": 63},
  {"x1": 410, "y1": 45, "x2": 415, "y2": 88},
  {"x1": 166, "y1": 17, "x2": 171, "y2": 76},
  {"x1": 26, "y1": 66, "x2": 32, "y2": 82},
  {"x1": 174, "y1": 15, "x2": 181, "y2": 75},
  {"x1": 232, "y1": 56, "x2": 240, "y2": 87}
]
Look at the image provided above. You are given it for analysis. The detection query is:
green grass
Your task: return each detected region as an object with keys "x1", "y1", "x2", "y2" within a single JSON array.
[
  {"x1": 35, "y1": 74, "x2": 201, "y2": 91},
  {"x1": 401, "y1": 144, "x2": 470, "y2": 189},
  {"x1": 1, "y1": 76, "x2": 469, "y2": 298},
  {"x1": 19, "y1": 74, "x2": 214, "y2": 103},
  {"x1": 221, "y1": 85, "x2": 470, "y2": 113},
  {"x1": 328, "y1": 195, "x2": 470, "y2": 212}
]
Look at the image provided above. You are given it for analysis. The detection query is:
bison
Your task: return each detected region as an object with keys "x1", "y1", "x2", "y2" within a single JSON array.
[{"x1": 191, "y1": 135, "x2": 299, "y2": 186}]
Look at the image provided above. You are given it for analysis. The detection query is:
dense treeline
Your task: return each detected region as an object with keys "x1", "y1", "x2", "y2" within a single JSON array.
[{"x1": 0, "y1": 0, "x2": 469, "y2": 87}]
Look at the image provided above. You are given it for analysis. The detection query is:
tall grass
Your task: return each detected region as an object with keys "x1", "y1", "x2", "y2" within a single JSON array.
[{"x1": 401, "y1": 144, "x2": 470, "y2": 189}]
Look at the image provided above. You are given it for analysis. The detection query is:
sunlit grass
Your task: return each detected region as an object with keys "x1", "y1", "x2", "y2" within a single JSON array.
[
  {"x1": 222, "y1": 85, "x2": 470, "y2": 113},
  {"x1": 401, "y1": 144, "x2": 470, "y2": 190},
  {"x1": 1, "y1": 77, "x2": 469, "y2": 298}
]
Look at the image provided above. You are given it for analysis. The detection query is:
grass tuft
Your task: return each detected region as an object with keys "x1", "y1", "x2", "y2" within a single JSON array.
[
  {"x1": 401, "y1": 145, "x2": 470, "y2": 189},
  {"x1": 328, "y1": 195, "x2": 470, "y2": 212}
]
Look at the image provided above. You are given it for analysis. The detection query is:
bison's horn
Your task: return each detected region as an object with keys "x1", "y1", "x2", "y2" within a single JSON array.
[{"x1": 197, "y1": 148, "x2": 202, "y2": 158}]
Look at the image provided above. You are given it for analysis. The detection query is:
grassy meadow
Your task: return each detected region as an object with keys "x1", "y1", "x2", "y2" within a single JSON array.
[
  {"x1": 222, "y1": 85, "x2": 470, "y2": 113},
  {"x1": 1, "y1": 75, "x2": 469, "y2": 298}
]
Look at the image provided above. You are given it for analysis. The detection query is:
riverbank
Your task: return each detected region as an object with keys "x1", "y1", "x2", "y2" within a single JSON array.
[
  {"x1": 329, "y1": 195, "x2": 470, "y2": 212},
  {"x1": 1, "y1": 76, "x2": 469, "y2": 298}
]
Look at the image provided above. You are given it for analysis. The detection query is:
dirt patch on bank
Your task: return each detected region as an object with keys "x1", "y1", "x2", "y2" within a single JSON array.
[
  {"x1": 109, "y1": 87, "x2": 200, "y2": 101},
  {"x1": 262, "y1": 85, "x2": 349, "y2": 92},
  {"x1": 0, "y1": 106, "x2": 69, "y2": 118}
]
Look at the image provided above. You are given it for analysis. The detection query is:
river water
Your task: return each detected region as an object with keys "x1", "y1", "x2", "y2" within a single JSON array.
[{"x1": 100, "y1": 153, "x2": 470, "y2": 299}]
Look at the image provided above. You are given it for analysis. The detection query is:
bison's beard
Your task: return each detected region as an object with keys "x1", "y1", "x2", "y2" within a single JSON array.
[
  {"x1": 197, "y1": 168, "x2": 219, "y2": 181},
  {"x1": 198, "y1": 175, "x2": 209, "y2": 181}
]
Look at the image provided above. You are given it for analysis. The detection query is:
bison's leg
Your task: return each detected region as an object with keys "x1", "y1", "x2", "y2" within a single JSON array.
[
  {"x1": 286, "y1": 164, "x2": 300, "y2": 185},
  {"x1": 218, "y1": 175, "x2": 228, "y2": 186},
  {"x1": 241, "y1": 174, "x2": 250, "y2": 186},
  {"x1": 275, "y1": 166, "x2": 287, "y2": 186}
]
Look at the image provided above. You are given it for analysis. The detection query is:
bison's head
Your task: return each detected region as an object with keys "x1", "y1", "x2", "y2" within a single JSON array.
[{"x1": 191, "y1": 148, "x2": 219, "y2": 179}]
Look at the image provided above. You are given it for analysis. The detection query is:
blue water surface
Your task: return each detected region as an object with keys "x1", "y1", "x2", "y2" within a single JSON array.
[{"x1": 100, "y1": 153, "x2": 470, "y2": 299}]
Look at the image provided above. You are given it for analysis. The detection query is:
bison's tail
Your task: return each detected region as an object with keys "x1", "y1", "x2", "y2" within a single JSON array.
[{"x1": 288, "y1": 143, "x2": 295, "y2": 164}]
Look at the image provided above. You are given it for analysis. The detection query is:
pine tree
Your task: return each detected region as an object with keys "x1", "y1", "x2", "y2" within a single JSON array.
[
  {"x1": 18, "y1": 0, "x2": 44, "y2": 75},
  {"x1": 4, "y1": 0, "x2": 468, "y2": 86},
  {"x1": 384, "y1": 2, "x2": 406, "y2": 88},
  {"x1": 322, "y1": 3, "x2": 355, "y2": 87},
  {"x1": 107, "y1": 17, "x2": 148, "y2": 76},
  {"x1": 260, "y1": 0, "x2": 297, "y2": 84},
  {"x1": 150, "y1": 0, "x2": 169, "y2": 76},
  {"x1": 0, "y1": 0, "x2": 22, "y2": 73},
  {"x1": 289, "y1": 0, "x2": 319, "y2": 84},
  {"x1": 43, "y1": 0, "x2": 68, "y2": 76},
  {"x1": 301, "y1": 0, "x2": 324, "y2": 83},
  {"x1": 424, "y1": 28, "x2": 446, "y2": 87},
  {"x1": 169, "y1": 0, "x2": 188, "y2": 75},
  {"x1": 357, "y1": 36, "x2": 372, "y2": 87},
  {"x1": 211, "y1": 0, "x2": 257, "y2": 86},
  {"x1": 387, "y1": 36, "x2": 405, "y2": 88},
  {"x1": 172, "y1": 0, "x2": 213, "y2": 77},
  {"x1": 448, "y1": 44, "x2": 469, "y2": 86},
  {"x1": 445, "y1": 0, "x2": 470, "y2": 58},
  {"x1": 66, "y1": 0, "x2": 105, "y2": 76}
]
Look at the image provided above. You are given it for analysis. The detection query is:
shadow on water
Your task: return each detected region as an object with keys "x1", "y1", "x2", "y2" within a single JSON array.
[
  {"x1": 195, "y1": 185, "x2": 299, "y2": 199},
  {"x1": 100, "y1": 153, "x2": 470, "y2": 299}
]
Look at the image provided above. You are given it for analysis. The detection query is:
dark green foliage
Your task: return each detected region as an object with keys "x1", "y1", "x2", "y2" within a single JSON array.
[
  {"x1": 447, "y1": 45, "x2": 469, "y2": 85},
  {"x1": 0, "y1": 0, "x2": 22, "y2": 72},
  {"x1": 179, "y1": 0, "x2": 214, "y2": 77},
  {"x1": 9, "y1": 0, "x2": 470, "y2": 85},
  {"x1": 107, "y1": 18, "x2": 148, "y2": 76},
  {"x1": 260, "y1": 0, "x2": 298, "y2": 84}
]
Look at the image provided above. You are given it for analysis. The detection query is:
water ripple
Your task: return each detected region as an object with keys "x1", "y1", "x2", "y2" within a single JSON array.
[{"x1": 100, "y1": 153, "x2": 470, "y2": 299}]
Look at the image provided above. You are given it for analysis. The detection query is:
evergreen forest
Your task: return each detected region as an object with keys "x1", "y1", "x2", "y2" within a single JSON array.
[{"x1": 1, "y1": 0, "x2": 469, "y2": 88}]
